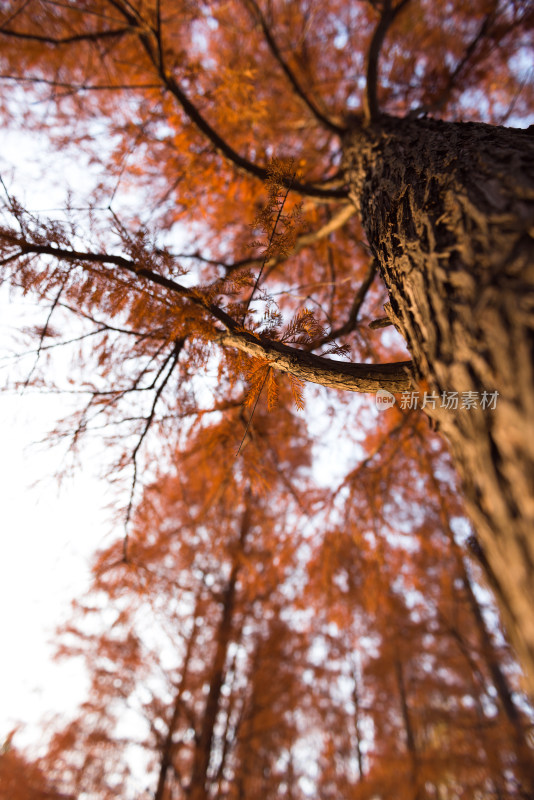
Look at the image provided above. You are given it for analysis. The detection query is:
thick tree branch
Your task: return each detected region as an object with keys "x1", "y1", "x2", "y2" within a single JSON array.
[
  {"x1": 240, "y1": 0, "x2": 345, "y2": 134},
  {"x1": 157, "y1": 69, "x2": 345, "y2": 201},
  {"x1": 2, "y1": 234, "x2": 414, "y2": 393},
  {"x1": 286, "y1": 202, "x2": 356, "y2": 259},
  {"x1": 105, "y1": 0, "x2": 346, "y2": 199},
  {"x1": 364, "y1": 0, "x2": 412, "y2": 123},
  {"x1": 0, "y1": 25, "x2": 132, "y2": 44},
  {"x1": 217, "y1": 329, "x2": 414, "y2": 393},
  {"x1": 1, "y1": 1, "x2": 345, "y2": 198},
  {"x1": 154, "y1": 609, "x2": 199, "y2": 800},
  {"x1": 408, "y1": 9, "x2": 497, "y2": 118}
]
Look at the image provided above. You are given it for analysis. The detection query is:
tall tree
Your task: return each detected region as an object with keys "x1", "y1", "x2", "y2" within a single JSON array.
[
  {"x1": 307, "y1": 416, "x2": 534, "y2": 798},
  {"x1": 0, "y1": 739, "x2": 74, "y2": 800},
  {"x1": 35, "y1": 404, "x2": 316, "y2": 799},
  {"x1": 0, "y1": 0, "x2": 533, "y2": 690},
  {"x1": 14, "y1": 408, "x2": 533, "y2": 798}
]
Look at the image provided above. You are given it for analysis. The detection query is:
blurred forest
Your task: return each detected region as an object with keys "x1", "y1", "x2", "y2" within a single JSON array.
[{"x1": 0, "y1": 0, "x2": 533, "y2": 797}]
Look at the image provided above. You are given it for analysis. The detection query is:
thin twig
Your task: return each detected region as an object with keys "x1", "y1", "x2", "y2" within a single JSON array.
[
  {"x1": 23, "y1": 274, "x2": 68, "y2": 389},
  {"x1": 123, "y1": 339, "x2": 184, "y2": 559},
  {"x1": 0, "y1": 25, "x2": 132, "y2": 45},
  {"x1": 235, "y1": 368, "x2": 270, "y2": 457},
  {"x1": 0, "y1": 74, "x2": 162, "y2": 92},
  {"x1": 308, "y1": 260, "x2": 378, "y2": 349},
  {"x1": 242, "y1": 171, "x2": 296, "y2": 322}
]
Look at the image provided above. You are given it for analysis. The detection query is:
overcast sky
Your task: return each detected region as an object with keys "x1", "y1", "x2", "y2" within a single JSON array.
[
  {"x1": 0, "y1": 382, "x2": 115, "y2": 747},
  {"x1": 0, "y1": 127, "x2": 116, "y2": 750}
]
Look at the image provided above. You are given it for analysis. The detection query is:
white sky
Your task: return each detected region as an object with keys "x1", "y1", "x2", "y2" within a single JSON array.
[
  {"x1": 0, "y1": 385, "x2": 113, "y2": 747},
  {"x1": 0, "y1": 128, "x2": 116, "y2": 750}
]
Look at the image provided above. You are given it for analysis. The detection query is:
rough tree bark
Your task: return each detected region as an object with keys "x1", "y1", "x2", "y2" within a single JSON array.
[{"x1": 344, "y1": 115, "x2": 534, "y2": 696}]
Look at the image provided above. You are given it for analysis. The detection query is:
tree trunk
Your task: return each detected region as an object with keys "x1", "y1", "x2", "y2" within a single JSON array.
[
  {"x1": 344, "y1": 116, "x2": 534, "y2": 695},
  {"x1": 154, "y1": 603, "x2": 200, "y2": 800},
  {"x1": 188, "y1": 504, "x2": 250, "y2": 800},
  {"x1": 394, "y1": 658, "x2": 420, "y2": 800},
  {"x1": 423, "y1": 456, "x2": 533, "y2": 785},
  {"x1": 188, "y1": 572, "x2": 238, "y2": 800},
  {"x1": 351, "y1": 660, "x2": 365, "y2": 782}
]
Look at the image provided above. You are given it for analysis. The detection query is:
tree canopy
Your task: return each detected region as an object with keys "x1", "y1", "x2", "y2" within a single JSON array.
[{"x1": 0, "y1": 0, "x2": 533, "y2": 797}]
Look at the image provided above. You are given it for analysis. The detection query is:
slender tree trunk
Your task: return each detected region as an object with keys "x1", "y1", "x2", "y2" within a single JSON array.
[
  {"x1": 460, "y1": 562, "x2": 534, "y2": 797},
  {"x1": 394, "y1": 658, "x2": 420, "y2": 800},
  {"x1": 154, "y1": 604, "x2": 200, "y2": 800},
  {"x1": 187, "y1": 572, "x2": 238, "y2": 800},
  {"x1": 345, "y1": 115, "x2": 534, "y2": 695},
  {"x1": 188, "y1": 505, "x2": 250, "y2": 800},
  {"x1": 422, "y1": 451, "x2": 534, "y2": 785},
  {"x1": 350, "y1": 657, "x2": 365, "y2": 782},
  {"x1": 214, "y1": 630, "x2": 243, "y2": 799}
]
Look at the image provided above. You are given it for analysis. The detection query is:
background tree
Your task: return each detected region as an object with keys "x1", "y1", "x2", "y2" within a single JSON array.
[
  {"x1": 0, "y1": 738, "x2": 74, "y2": 800},
  {"x1": 36, "y1": 402, "x2": 317, "y2": 800},
  {"x1": 13, "y1": 406, "x2": 533, "y2": 798},
  {"x1": 0, "y1": 1, "x2": 531, "y2": 674},
  {"x1": 306, "y1": 416, "x2": 534, "y2": 798}
]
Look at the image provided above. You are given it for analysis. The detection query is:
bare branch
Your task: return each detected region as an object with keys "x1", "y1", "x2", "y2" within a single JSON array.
[
  {"x1": 57, "y1": 302, "x2": 166, "y2": 339},
  {"x1": 364, "y1": 0, "x2": 412, "y2": 123},
  {"x1": 334, "y1": 412, "x2": 413, "y2": 497},
  {"x1": 235, "y1": 369, "x2": 269, "y2": 457},
  {"x1": 0, "y1": 24, "x2": 132, "y2": 45},
  {"x1": 105, "y1": 0, "x2": 346, "y2": 199},
  {"x1": 22, "y1": 274, "x2": 67, "y2": 388},
  {"x1": 0, "y1": 74, "x2": 162, "y2": 92},
  {"x1": 124, "y1": 339, "x2": 184, "y2": 555},
  {"x1": 240, "y1": 0, "x2": 345, "y2": 134},
  {"x1": 63, "y1": 342, "x2": 169, "y2": 446},
  {"x1": 499, "y1": 67, "x2": 533, "y2": 125},
  {"x1": 0, "y1": 326, "x2": 108, "y2": 364},
  {"x1": 408, "y1": 9, "x2": 497, "y2": 118},
  {"x1": 309, "y1": 259, "x2": 378, "y2": 348},
  {"x1": 288, "y1": 203, "x2": 356, "y2": 254},
  {"x1": 0, "y1": 0, "x2": 32, "y2": 30}
]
